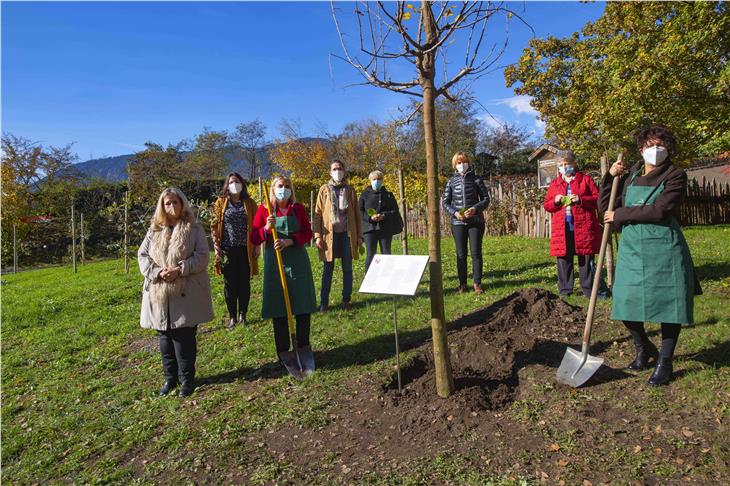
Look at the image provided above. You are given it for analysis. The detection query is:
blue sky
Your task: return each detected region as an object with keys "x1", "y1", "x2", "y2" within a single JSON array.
[{"x1": 2, "y1": 1, "x2": 606, "y2": 161}]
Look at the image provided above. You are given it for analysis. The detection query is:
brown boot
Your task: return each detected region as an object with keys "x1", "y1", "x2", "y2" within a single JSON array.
[
  {"x1": 457, "y1": 284, "x2": 468, "y2": 294},
  {"x1": 473, "y1": 284, "x2": 483, "y2": 294}
]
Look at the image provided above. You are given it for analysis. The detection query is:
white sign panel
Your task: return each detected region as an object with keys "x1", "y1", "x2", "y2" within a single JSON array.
[{"x1": 358, "y1": 254, "x2": 429, "y2": 296}]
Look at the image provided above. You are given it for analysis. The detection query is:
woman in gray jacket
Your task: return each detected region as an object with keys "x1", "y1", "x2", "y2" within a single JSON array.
[{"x1": 138, "y1": 187, "x2": 214, "y2": 397}]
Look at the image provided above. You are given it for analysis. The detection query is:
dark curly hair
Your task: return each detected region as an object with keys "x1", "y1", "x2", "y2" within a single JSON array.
[{"x1": 634, "y1": 124, "x2": 678, "y2": 155}]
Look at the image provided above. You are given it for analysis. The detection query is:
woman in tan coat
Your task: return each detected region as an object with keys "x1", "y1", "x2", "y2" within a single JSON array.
[
  {"x1": 210, "y1": 172, "x2": 259, "y2": 329},
  {"x1": 313, "y1": 160, "x2": 363, "y2": 311},
  {"x1": 138, "y1": 187, "x2": 214, "y2": 397}
]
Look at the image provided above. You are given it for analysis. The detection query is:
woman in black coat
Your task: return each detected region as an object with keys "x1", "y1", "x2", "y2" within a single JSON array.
[
  {"x1": 442, "y1": 152, "x2": 490, "y2": 293},
  {"x1": 358, "y1": 170, "x2": 403, "y2": 272}
]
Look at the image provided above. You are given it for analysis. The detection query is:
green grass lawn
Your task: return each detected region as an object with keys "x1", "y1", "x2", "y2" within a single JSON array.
[{"x1": 2, "y1": 226, "x2": 729, "y2": 484}]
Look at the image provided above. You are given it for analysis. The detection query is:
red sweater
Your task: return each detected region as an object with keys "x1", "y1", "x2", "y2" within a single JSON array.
[
  {"x1": 250, "y1": 202, "x2": 313, "y2": 248},
  {"x1": 543, "y1": 172, "x2": 601, "y2": 257}
]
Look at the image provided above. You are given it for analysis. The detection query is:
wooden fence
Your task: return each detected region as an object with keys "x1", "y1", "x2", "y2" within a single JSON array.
[
  {"x1": 679, "y1": 177, "x2": 730, "y2": 226},
  {"x1": 405, "y1": 176, "x2": 730, "y2": 240}
]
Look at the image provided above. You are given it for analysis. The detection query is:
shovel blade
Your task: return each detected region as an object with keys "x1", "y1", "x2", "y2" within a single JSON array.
[
  {"x1": 279, "y1": 351, "x2": 304, "y2": 380},
  {"x1": 298, "y1": 345, "x2": 316, "y2": 377},
  {"x1": 556, "y1": 346, "x2": 604, "y2": 388}
]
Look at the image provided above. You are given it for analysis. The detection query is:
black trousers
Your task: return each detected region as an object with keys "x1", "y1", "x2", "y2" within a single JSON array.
[
  {"x1": 451, "y1": 221, "x2": 485, "y2": 286},
  {"x1": 272, "y1": 314, "x2": 311, "y2": 354},
  {"x1": 363, "y1": 230, "x2": 393, "y2": 272},
  {"x1": 158, "y1": 326, "x2": 197, "y2": 383},
  {"x1": 557, "y1": 226, "x2": 606, "y2": 296},
  {"x1": 222, "y1": 246, "x2": 250, "y2": 319}
]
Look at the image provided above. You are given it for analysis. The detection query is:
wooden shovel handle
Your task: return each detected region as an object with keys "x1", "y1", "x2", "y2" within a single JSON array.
[{"x1": 582, "y1": 153, "x2": 622, "y2": 347}]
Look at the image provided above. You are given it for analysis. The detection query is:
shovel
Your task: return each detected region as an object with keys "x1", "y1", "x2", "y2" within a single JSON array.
[
  {"x1": 262, "y1": 186, "x2": 315, "y2": 380},
  {"x1": 556, "y1": 154, "x2": 622, "y2": 387}
]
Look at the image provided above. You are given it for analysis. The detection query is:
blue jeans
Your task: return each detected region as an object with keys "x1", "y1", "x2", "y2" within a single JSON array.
[{"x1": 320, "y1": 232, "x2": 353, "y2": 305}]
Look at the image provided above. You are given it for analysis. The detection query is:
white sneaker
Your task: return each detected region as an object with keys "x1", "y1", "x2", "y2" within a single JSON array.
[{"x1": 225, "y1": 318, "x2": 237, "y2": 330}]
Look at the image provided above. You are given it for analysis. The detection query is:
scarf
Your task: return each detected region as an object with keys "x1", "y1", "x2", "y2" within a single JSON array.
[
  {"x1": 328, "y1": 179, "x2": 350, "y2": 226},
  {"x1": 148, "y1": 220, "x2": 193, "y2": 306}
]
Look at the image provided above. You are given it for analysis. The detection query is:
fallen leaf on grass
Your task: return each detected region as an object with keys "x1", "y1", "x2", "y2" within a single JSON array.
[
  {"x1": 583, "y1": 480, "x2": 593, "y2": 486},
  {"x1": 681, "y1": 427, "x2": 694, "y2": 437},
  {"x1": 633, "y1": 445, "x2": 642, "y2": 453},
  {"x1": 557, "y1": 459, "x2": 569, "y2": 467},
  {"x1": 548, "y1": 443, "x2": 561, "y2": 452},
  {"x1": 675, "y1": 457, "x2": 685, "y2": 465},
  {"x1": 654, "y1": 448, "x2": 663, "y2": 455},
  {"x1": 701, "y1": 448, "x2": 711, "y2": 453}
]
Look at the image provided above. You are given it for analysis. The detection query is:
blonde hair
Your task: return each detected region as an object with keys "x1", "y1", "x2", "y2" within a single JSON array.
[
  {"x1": 150, "y1": 187, "x2": 195, "y2": 230},
  {"x1": 269, "y1": 175, "x2": 297, "y2": 204},
  {"x1": 369, "y1": 170, "x2": 383, "y2": 180},
  {"x1": 451, "y1": 152, "x2": 469, "y2": 168}
]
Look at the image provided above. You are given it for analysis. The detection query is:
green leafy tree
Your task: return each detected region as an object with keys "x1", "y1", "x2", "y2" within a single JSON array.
[
  {"x1": 479, "y1": 122, "x2": 537, "y2": 175},
  {"x1": 505, "y1": 2, "x2": 730, "y2": 163},
  {"x1": 188, "y1": 128, "x2": 230, "y2": 179},
  {"x1": 127, "y1": 141, "x2": 190, "y2": 203}
]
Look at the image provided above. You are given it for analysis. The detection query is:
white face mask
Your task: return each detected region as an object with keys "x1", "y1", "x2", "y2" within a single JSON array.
[
  {"x1": 331, "y1": 169, "x2": 344, "y2": 182},
  {"x1": 641, "y1": 145, "x2": 668, "y2": 166},
  {"x1": 456, "y1": 163, "x2": 469, "y2": 174},
  {"x1": 229, "y1": 182, "x2": 243, "y2": 195}
]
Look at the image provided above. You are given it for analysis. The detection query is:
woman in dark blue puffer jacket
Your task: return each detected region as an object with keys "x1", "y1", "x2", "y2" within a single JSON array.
[{"x1": 441, "y1": 152, "x2": 490, "y2": 293}]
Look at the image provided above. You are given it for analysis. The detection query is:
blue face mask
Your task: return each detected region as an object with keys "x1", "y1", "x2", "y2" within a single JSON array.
[
  {"x1": 559, "y1": 165, "x2": 575, "y2": 177},
  {"x1": 275, "y1": 187, "x2": 292, "y2": 201},
  {"x1": 371, "y1": 180, "x2": 383, "y2": 191}
]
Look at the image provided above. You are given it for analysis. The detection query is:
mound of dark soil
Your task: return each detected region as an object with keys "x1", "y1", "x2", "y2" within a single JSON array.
[{"x1": 386, "y1": 288, "x2": 585, "y2": 411}]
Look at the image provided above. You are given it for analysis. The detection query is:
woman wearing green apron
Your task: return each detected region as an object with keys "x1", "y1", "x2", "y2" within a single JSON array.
[
  {"x1": 600, "y1": 125, "x2": 699, "y2": 386},
  {"x1": 250, "y1": 176, "x2": 317, "y2": 363}
]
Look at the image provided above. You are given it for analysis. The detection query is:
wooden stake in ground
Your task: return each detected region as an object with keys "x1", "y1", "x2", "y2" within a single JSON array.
[
  {"x1": 398, "y1": 166, "x2": 409, "y2": 255},
  {"x1": 71, "y1": 204, "x2": 77, "y2": 273},
  {"x1": 80, "y1": 213, "x2": 85, "y2": 265},
  {"x1": 310, "y1": 189, "x2": 315, "y2": 247},
  {"x1": 600, "y1": 153, "x2": 614, "y2": 287},
  {"x1": 13, "y1": 223, "x2": 18, "y2": 274},
  {"x1": 124, "y1": 191, "x2": 129, "y2": 274}
]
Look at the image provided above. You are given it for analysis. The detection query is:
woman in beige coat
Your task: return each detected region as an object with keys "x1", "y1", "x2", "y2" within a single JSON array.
[
  {"x1": 313, "y1": 160, "x2": 363, "y2": 311},
  {"x1": 138, "y1": 187, "x2": 214, "y2": 397}
]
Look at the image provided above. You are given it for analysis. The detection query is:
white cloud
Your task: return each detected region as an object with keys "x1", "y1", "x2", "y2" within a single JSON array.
[
  {"x1": 495, "y1": 95, "x2": 545, "y2": 134},
  {"x1": 477, "y1": 112, "x2": 504, "y2": 130},
  {"x1": 497, "y1": 95, "x2": 538, "y2": 117}
]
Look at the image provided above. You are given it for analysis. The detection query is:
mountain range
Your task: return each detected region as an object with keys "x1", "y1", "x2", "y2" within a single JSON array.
[{"x1": 72, "y1": 146, "x2": 276, "y2": 182}]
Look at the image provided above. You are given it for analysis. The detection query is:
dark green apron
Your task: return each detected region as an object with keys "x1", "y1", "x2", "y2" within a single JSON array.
[
  {"x1": 611, "y1": 171, "x2": 695, "y2": 324},
  {"x1": 261, "y1": 214, "x2": 317, "y2": 319}
]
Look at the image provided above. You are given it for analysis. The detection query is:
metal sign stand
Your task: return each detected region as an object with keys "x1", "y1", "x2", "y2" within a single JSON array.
[
  {"x1": 358, "y1": 254, "x2": 429, "y2": 395},
  {"x1": 392, "y1": 296, "x2": 402, "y2": 393}
]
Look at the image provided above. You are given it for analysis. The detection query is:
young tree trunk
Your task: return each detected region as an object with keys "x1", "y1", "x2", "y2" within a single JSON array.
[{"x1": 420, "y1": 0, "x2": 454, "y2": 398}]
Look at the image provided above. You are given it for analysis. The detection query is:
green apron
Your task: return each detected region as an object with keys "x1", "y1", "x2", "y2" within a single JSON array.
[
  {"x1": 611, "y1": 171, "x2": 695, "y2": 324},
  {"x1": 261, "y1": 214, "x2": 317, "y2": 319}
]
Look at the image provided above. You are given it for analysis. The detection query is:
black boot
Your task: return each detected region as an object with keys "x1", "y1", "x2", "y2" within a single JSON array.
[
  {"x1": 159, "y1": 380, "x2": 177, "y2": 396},
  {"x1": 179, "y1": 380, "x2": 195, "y2": 397},
  {"x1": 627, "y1": 339, "x2": 659, "y2": 371},
  {"x1": 648, "y1": 357, "x2": 673, "y2": 386}
]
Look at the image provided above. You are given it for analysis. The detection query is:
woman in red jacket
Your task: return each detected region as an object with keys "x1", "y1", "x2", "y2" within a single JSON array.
[
  {"x1": 250, "y1": 176, "x2": 317, "y2": 364},
  {"x1": 543, "y1": 150, "x2": 608, "y2": 297}
]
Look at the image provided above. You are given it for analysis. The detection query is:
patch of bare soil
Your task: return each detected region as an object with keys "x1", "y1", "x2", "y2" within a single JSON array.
[{"x1": 246, "y1": 289, "x2": 726, "y2": 483}]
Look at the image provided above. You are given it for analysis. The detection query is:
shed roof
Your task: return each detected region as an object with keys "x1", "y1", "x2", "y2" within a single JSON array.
[{"x1": 528, "y1": 144, "x2": 560, "y2": 163}]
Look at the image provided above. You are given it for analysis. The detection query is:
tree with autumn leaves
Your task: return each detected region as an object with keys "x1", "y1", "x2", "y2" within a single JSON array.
[{"x1": 505, "y1": 2, "x2": 730, "y2": 163}]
